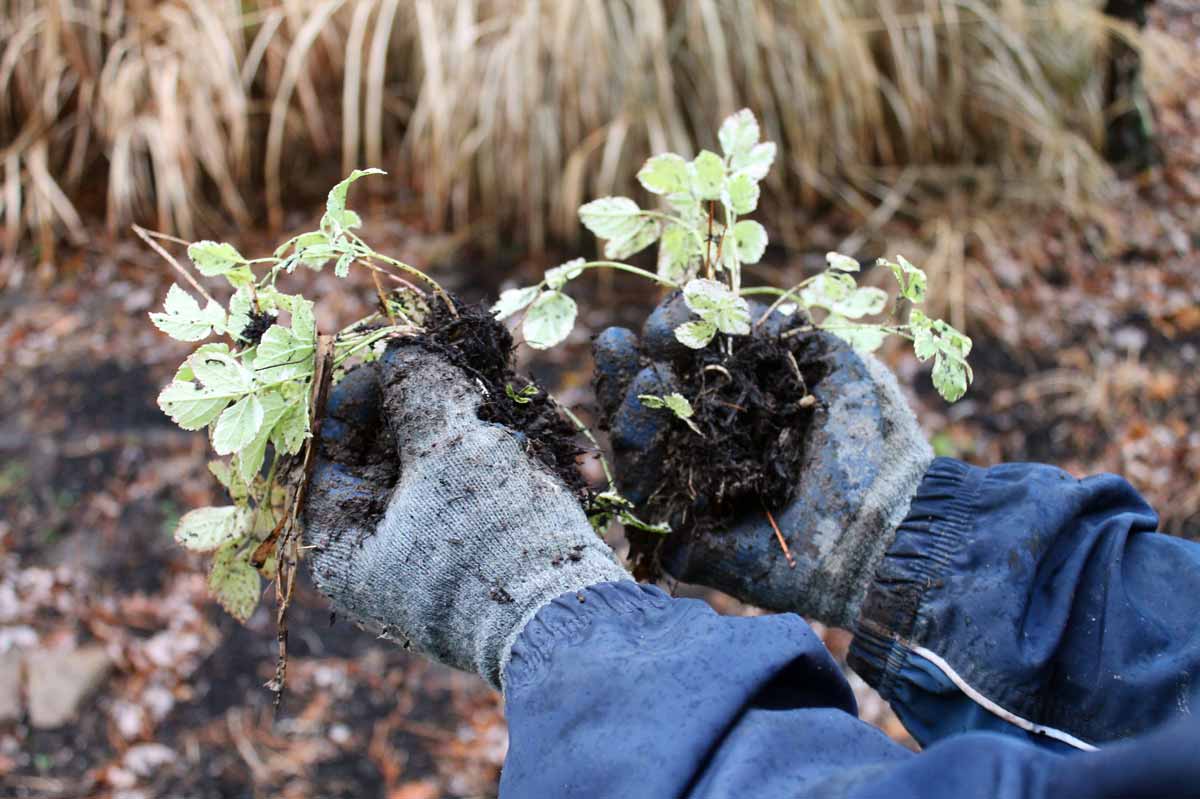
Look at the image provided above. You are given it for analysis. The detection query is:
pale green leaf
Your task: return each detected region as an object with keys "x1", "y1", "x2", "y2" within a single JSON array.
[
  {"x1": 187, "y1": 241, "x2": 247, "y2": 276},
  {"x1": 638, "y1": 395, "x2": 666, "y2": 409},
  {"x1": 657, "y1": 225, "x2": 700, "y2": 283},
  {"x1": 288, "y1": 296, "x2": 317, "y2": 344},
  {"x1": 683, "y1": 278, "x2": 750, "y2": 335},
  {"x1": 674, "y1": 319, "x2": 717, "y2": 349},
  {"x1": 637, "y1": 153, "x2": 690, "y2": 195},
  {"x1": 690, "y1": 151, "x2": 725, "y2": 200},
  {"x1": 824, "y1": 315, "x2": 888, "y2": 353},
  {"x1": 880, "y1": 254, "x2": 928, "y2": 304},
  {"x1": 189, "y1": 351, "x2": 254, "y2": 395},
  {"x1": 723, "y1": 172, "x2": 759, "y2": 214},
  {"x1": 492, "y1": 286, "x2": 541, "y2": 320},
  {"x1": 209, "y1": 542, "x2": 260, "y2": 622},
  {"x1": 730, "y1": 141, "x2": 776, "y2": 181},
  {"x1": 834, "y1": 287, "x2": 888, "y2": 319},
  {"x1": 827, "y1": 252, "x2": 861, "y2": 272},
  {"x1": 604, "y1": 218, "x2": 661, "y2": 260},
  {"x1": 157, "y1": 381, "x2": 229, "y2": 430},
  {"x1": 578, "y1": 196, "x2": 642, "y2": 240},
  {"x1": 213, "y1": 395, "x2": 265, "y2": 456},
  {"x1": 800, "y1": 271, "x2": 857, "y2": 308},
  {"x1": 932, "y1": 353, "x2": 969, "y2": 402},
  {"x1": 236, "y1": 391, "x2": 289, "y2": 483},
  {"x1": 254, "y1": 325, "x2": 314, "y2": 380},
  {"x1": 275, "y1": 230, "x2": 328, "y2": 258},
  {"x1": 208, "y1": 459, "x2": 249, "y2": 503},
  {"x1": 522, "y1": 291, "x2": 577, "y2": 350},
  {"x1": 545, "y1": 258, "x2": 586, "y2": 290},
  {"x1": 271, "y1": 399, "x2": 310, "y2": 457},
  {"x1": 174, "y1": 343, "x2": 230, "y2": 382},
  {"x1": 174, "y1": 506, "x2": 241, "y2": 552},
  {"x1": 718, "y1": 108, "x2": 760, "y2": 159},
  {"x1": 149, "y1": 285, "x2": 226, "y2": 342},
  {"x1": 326, "y1": 168, "x2": 385, "y2": 217},
  {"x1": 733, "y1": 220, "x2": 767, "y2": 264},
  {"x1": 334, "y1": 252, "x2": 354, "y2": 278}
]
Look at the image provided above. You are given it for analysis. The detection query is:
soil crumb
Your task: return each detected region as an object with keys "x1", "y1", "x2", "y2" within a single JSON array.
[{"x1": 626, "y1": 329, "x2": 828, "y2": 579}]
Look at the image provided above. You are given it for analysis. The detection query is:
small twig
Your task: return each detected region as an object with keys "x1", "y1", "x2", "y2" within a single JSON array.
[
  {"x1": 765, "y1": 509, "x2": 796, "y2": 569},
  {"x1": 132, "y1": 224, "x2": 217, "y2": 306},
  {"x1": 372, "y1": 269, "x2": 397, "y2": 326},
  {"x1": 784, "y1": 351, "x2": 805, "y2": 389},
  {"x1": 705, "y1": 201, "x2": 715, "y2": 280}
]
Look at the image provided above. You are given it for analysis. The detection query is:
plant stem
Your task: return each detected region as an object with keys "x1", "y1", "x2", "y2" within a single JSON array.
[
  {"x1": 348, "y1": 236, "x2": 458, "y2": 318},
  {"x1": 580, "y1": 261, "x2": 679, "y2": 288},
  {"x1": 751, "y1": 275, "x2": 821, "y2": 328},
  {"x1": 558, "y1": 403, "x2": 615, "y2": 488},
  {"x1": 133, "y1": 225, "x2": 217, "y2": 306}
]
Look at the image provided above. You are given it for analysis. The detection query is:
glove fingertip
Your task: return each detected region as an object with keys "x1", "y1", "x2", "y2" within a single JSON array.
[{"x1": 592, "y1": 327, "x2": 640, "y2": 418}]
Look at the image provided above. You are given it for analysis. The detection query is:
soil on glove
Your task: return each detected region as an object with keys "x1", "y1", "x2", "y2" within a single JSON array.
[
  {"x1": 625, "y1": 330, "x2": 829, "y2": 580},
  {"x1": 421, "y1": 299, "x2": 590, "y2": 500}
]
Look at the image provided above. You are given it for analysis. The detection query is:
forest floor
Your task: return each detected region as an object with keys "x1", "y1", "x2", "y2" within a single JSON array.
[{"x1": 2, "y1": 7, "x2": 1199, "y2": 798}]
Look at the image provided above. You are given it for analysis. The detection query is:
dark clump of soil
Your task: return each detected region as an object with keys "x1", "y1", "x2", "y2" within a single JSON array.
[
  {"x1": 419, "y1": 299, "x2": 590, "y2": 501},
  {"x1": 626, "y1": 330, "x2": 829, "y2": 580}
]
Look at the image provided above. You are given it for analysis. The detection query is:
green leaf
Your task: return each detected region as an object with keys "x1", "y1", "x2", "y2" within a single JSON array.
[
  {"x1": 157, "y1": 381, "x2": 229, "y2": 430},
  {"x1": 209, "y1": 542, "x2": 260, "y2": 622},
  {"x1": 505, "y1": 383, "x2": 539, "y2": 404},
  {"x1": 690, "y1": 151, "x2": 725, "y2": 201},
  {"x1": 657, "y1": 225, "x2": 700, "y2": 283},
  {"x1": 174, "y1": 506, "x2": 241, "y2": 552},
  {"x1": 836, "y1": 287, "x2": 888, "y2": 319},
  {"x1": 545, "y1": 258, "x2": 586, "y2": 290},
  {"x1": 187, "y1": 241, "x2": 247, "y2": 276},
  {"x1": 827, "y1": 251, "x2": 861, "y2": 272},
  {"x1": 823, "y1": 315, "x2": 888, "y2": 353},
  {"x1": 236, "y1": 391, "x2": 289, "y2": 483},
  {"x1": 637, "y1": 153, "x2": 690, "y2": 195},
  {"x1": 275, "y1": 230, "x2": 328, "y2": 259},
  {"x1": 334, "y1": 251, "x2": 355, "y2": 278},
  {"x1": 723, "y1": 173, "x2": 759, "y2": 214},
  {"x1": 493, "y1": 286, "x2": 541, "y2": 320},
  {"x1": 682, "y1": 278, "x2": 750, "y2": 335},
  {"x1": 287, "y1": 296, "x2": 317, "y2": 344},
  {"x1": 733, "y1": 220, "x2": 767, "y2": 264},
  {"x1": 718, "y1": 108, "x2": 760, "y2": 159},
  {"x1": 213, "y1": 394, "x2": 265, "y2": 456},
  {"x1": 674, "y1": 319, "x2": 717, "y2": 349},
  {"x1": 578, "y1": 196, "x2": 642, "y2": 240},
  {"x1": 880, "y1": 254, "x2": 927, "y2": 304},
  {"x1": 730, "y1": 141, "x2": 776, "y2": 181},
  {"x1": 150, "y1": 285, "x2": 226, "y2": 342},
  {"x1": 254, "y1": 325, "x2": 314, "y2": 381},
  {"x1": 271, "y1": 400, "x2": 310, "y2": 457},
  {"x1": 604, "y1": 218, "x2": 661, "y2": 260},
  {"x1": 326, "y1": 168, "x2": 385, "y2": 218},
  {"x1": 189, "y1": 351, "x2": 254, "y2": 395},
  {"x1": 932, "y1": 353, "x2": 969, "y2": 402},
  {"x1": 523, "y1": 291, "x2": 577, "y2": 350},
  {"x1": 209, "y1": 459, "x2": 250, "y2": 503}
]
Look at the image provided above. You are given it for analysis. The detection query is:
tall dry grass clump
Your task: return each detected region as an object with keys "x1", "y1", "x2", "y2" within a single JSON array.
[{"x1": 1, "y1": 0, "x2": 1190, "y2": 266}]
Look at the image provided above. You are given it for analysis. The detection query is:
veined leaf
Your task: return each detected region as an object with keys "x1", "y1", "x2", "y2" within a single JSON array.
[
  {"x1": 174, "y1": 506, "x2": 241, "y2": 552},
  {"x1": 723, "y1": 173, "x2": 759, "y2": 214},
  {"x1": 674, "y1": 319, "x2": 717, "y2": 349},
  {"x1": 209, "y1": 542, "x2": 260, "y2": 622},
  {"x1": 731, "y1": 141, "x2": 776, "y2": 181},
  {"x1": 579, "y1": 196, "x2": 642, "y2": 240},
  {"x1": 604, "y1": 218, "x2": 661, "y2": 260},
  {"x1": 493, "y1": 286, "x2": 541, "y2": 320},
  {"x1": 658, "y1": 225, "x2": 700, "y2": 283},
  {"x1": 190, "y1": 351, "x2": 254, "y2": 395},
  {"x1": 187, "y1": 241, "x2": 247, "y2": 276},
  {"x1": 682, "y1": 278, "x2": 750, "y2": 335},
  {"x1": 637, "y1": 153, "x2": 690, "y2": 196},
  {"x1": 545, "y1": 258, "x2": 586, "y2": 290},
  {"x1": 733, "y1": 221, "x2": 767, "y2": 264},
  {"x1": 254, "y1": 325, "x2": 315, "y2": 381},
  {"x1": 326, "y1": 168, "x2": 385, "y2": 218},
  {"x1": 879, "y1": 254, "x2": 928, "y2": 303},
  {"x1": 824, "y1": 315, "x2": 887, "y2": 353},
  {"x1": 690, "y1": 151, "x2": 725, "y2": 200},
  {"x1": 271, "y1": 399, "x2": 310, "y2": 457},
  {"x1": 150, "y1": 285, "x2": 226, "y2": 342},
  {"x1": 718, "y1": 108, "x2": 760, "y2": 159},
  {"x1": 237, "y1": 391, "x2": 289, "y2": 483},
  {"x1": 213, "y1": 395, "x2": 265, "y2": 456},
  {"x1": 523, "y1": 291, "x2": 577, "y2": 349},
  {"x1": 157, "y1": 381, "x2": 229, "y2": 430}
]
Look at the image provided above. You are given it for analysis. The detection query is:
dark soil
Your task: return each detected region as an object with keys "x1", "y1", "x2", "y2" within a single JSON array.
[{"x1": 625, "y1": 330, "x2": 829, "y2": 579}]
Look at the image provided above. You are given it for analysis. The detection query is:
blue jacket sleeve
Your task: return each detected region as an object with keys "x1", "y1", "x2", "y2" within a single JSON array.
[
  {"x1": 500, "y1": 582, "x2": 1200, "y2": 798},
  {"x1": 849, "y1": 458, "x2": 1200, "y2": 750}
]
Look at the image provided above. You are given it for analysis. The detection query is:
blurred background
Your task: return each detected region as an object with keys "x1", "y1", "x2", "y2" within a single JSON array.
[{"x1": 1, "y1": 0, "x2": 1198, "y2": 796}]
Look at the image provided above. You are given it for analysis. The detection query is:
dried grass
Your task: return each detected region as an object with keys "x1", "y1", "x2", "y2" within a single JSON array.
[{"x1": 1, "y1": 0, "x2": 1192, "y2": 264}]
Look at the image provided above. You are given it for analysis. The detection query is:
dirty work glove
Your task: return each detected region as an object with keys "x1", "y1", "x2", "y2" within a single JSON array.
[
  {"x1": 593, "y1": 293, "x2": 932, "y2": 629},
  {"x1": 304, "y1": 344, "x2": 629, "y2": 690}
]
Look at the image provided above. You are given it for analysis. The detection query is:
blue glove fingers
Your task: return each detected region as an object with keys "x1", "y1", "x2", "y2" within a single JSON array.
[
  {"x1": 640, "y1": 292, "x2": 696, "y2": 361},
  {"x1": 592, "y1": 327, "x2": 641, "y2": 419},
  {"x1": 610, "y1": 365, "x2": 677, "y2": 505},
  {"x1": 321, "y1": 361, "x2": 382, "y2": 448}
]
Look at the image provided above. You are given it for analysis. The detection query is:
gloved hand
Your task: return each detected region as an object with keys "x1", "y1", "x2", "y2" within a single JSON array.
[
  {"x1": 593, "y1": 293, "x2": 932, "y2": 629},
  {"x1": 304, "y1": 344, "x2": 630, "y2": 690}
]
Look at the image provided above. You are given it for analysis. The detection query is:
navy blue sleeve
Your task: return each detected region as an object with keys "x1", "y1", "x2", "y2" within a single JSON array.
[
  {"x1": 500, "y1": 582, "x2": 1200, "y2": 798},
  {"x1": 849, "y1": 458, "x2": 1200, "y2": 751}
]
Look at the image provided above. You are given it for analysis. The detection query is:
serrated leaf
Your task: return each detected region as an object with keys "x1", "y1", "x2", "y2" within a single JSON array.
[
  {"x1": 271, "y1": 399, "x2": 310, "y2": 457},
  {"x1": 209, "y1": 542, "x2": 260, "y2": 622},
  {"x1": 674, "y1": 319, "x2": 717, "y2": 349},
  {"x1": 254, "y1": 325, "x2": 314, "y2": 381},
  {"x1": 209, "y1": 459, "x2": 249, "y2": 503},
  {"x1": 237, "y1": 392, "x2": 289, "y2": 483},
  {"x1": 158, "y1": 381, "x2": 230, "y2": 430},
  {"x1": 492, "y1": 286, "x2": 541, "y2": 320},
  {"x1": 150, "y1": 285, "x2": 226, "y2": 342},
  {"x1": 187, "y1": 241, "x2": 247, "y2": 276},
  {"x1": 682, "y1": 278, "x2": 750, "y2": 335},
  {"x1": 190, "y1": 351, "x2": 254, "y2": 395},
  {"x1": 912, "y1": 326, "x2": 938, "y2": 361},
  {"x1": 718, "y1": 108, "x2": 760, "y2": 159},
  {"x1": 326, "y1": 168, "x2": 385, "y2": 218},
  {"x1": 723, "y1": 172, "x2": 759, "y2": 214},
  {"x1": 213, "y1": 395, "x2": 265, "y2": 456},
  {"x1": 637, "y1": 153, "x2": 690, "y2": 195},
  {"x1": 800, "y1": 271, "x2": 856, "y2": 308},
  {"x1": 174, "y1": 343, "x2": 230, "y2": 382},
  {"x1": 604, "y1": 218, "x2": 661, "y2": 260},
  {"x1": 174, "y1": 506, "x2": 241, "y2": 552},
  {"x1": 824, "y1": 315, "x2": 888, "y2": 353},
  {"x1": 288, "y1": 296, "x2": 316, "y2": 344},
  {"x1": 730, "y1": 141, "x2": 776, "y2": 181},
  {"x1": 578, "y1": 196, "x2": 642, "y2": 240},
  {"x1": 690, "y1": 151, "x2": 725, "y2": 200},
  {"x1": 932, "y1": 353, "x2": 969, "y2": 402},
  {"x1": 334, "y1": 252, "x2": 355, "y2": 278},
  {"x1": 275, "y1": 230, "x2": 328, "y2": 258},
  {"x1": 657, "y1": 224, "x2": 700, "y2": 283},
  {"x1": 827, "y1": 252, "x2": 861, "y2": 272},
  {"x1": 545, "y1": 258, "x2": 586, "y2": 290},
  {"x1": 733, "y1": 220, "x2": 767, "y2": 264},
  {"x1": 523, "y1": 291, "x2": 577, "y2": 349},
  {"x1": 880, "y1": 254, "x2": 928, "y2": 303}
]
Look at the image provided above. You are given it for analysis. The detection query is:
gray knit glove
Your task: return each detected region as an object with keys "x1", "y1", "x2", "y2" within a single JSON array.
[
  {"x1": 304, "y1": 344, "x2": 629, "y2": 690},
  {"x1": 594, "y1": 294, "x2": 933, "y2": 629}
]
